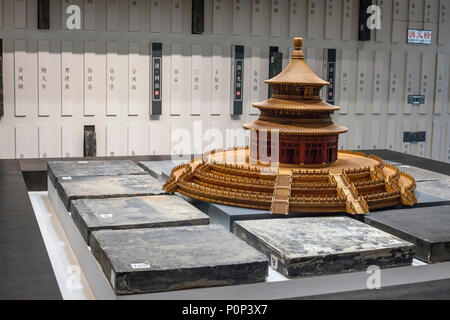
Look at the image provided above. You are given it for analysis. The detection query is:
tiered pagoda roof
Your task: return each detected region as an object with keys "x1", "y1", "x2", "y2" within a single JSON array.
[{"x1": 243, "y1": 37, "x2": 347, "y2": 137}]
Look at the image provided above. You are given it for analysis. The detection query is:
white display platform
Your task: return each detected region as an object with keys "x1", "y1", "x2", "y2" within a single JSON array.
[{"x1": 36, "y1": 177, "x2": 450, "y2": 300}]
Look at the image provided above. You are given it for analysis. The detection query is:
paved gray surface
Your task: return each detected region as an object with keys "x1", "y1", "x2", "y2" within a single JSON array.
[
  {"x1": 57, "y1": 174, "x2": 167, "y2": 211},
  {"x1": 397, "y1": 165, "x2": 450, "y2": 182},
  {"x1": 366, "y1": 206, "x2": 450, "y2": 263},
  {"x1": 234, "y1": 217, "x2": 415, "y2": 278},
  {"x1": 90, "y1": 225, "x2": 268, "y2": 295},
  {"x1": 139, "y1": 160, "x2": 186, "y2": 181},
  {"x1": 71, "y1": 195, "x2": 210, "y2": 244},
  {"x1": 48, "y1": 160, "x2": 147, "y2": 187}
]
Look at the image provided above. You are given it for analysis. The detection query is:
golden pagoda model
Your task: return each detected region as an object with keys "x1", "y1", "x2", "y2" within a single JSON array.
[{"x1": 164, "y1": 38, "x2": 417, "y2": 216}]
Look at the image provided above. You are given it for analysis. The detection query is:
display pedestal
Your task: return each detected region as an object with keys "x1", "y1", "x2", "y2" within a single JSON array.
[
  {"x1": 234, "y1": 217, "x2": 415, "y2": 278},
  {"x1": 366, "y1": 206, "x2": 450, "y2": 263},
  {"x1": 205, "y1": 202, "x2": 348, "y2": 232}
]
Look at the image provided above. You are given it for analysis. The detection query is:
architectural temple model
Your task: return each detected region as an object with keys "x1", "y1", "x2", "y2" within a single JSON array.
[{"x1": 164, "y1": 38, "x2": 417, "y2": 215}]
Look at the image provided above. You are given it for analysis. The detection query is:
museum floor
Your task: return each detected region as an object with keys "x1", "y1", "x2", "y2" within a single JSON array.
[{"x1": 1, "y1": 150, "x2": 450, "y2": 300}]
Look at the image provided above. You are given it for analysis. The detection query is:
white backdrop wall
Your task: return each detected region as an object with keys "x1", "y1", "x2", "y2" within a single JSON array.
[{"x1": 0, "y1": 0, "x2": 449, "y2": 161}]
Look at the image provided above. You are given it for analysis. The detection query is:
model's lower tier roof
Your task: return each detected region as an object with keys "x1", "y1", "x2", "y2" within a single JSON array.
[
  {"x1": 253, "y1": 98, "x2": 340, "y2": 112},
  {"x1": 243, "y1": 120, "x2": 348, "y2": 135}
]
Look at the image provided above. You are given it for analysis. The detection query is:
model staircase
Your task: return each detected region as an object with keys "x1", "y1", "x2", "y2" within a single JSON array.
[
  {"x1": 270, "y1": 168, "x2": 293, "y2": 215},
  {"x1": 333, "y1": 173, "x2": 369, "y2": 215}
]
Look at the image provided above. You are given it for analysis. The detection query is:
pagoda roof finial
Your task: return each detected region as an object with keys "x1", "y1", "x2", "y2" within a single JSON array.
[
  {"x1": 265, "y1": 37, "x2": 329, "y2": 86},
  {"x1": 292, "y1": 38, "x2": 305, "y2": 59}
]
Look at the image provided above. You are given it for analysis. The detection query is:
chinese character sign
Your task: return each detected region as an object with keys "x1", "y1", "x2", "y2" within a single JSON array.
[{"x1": 407, "y1": 29, "x2": 432, "y2": 45}]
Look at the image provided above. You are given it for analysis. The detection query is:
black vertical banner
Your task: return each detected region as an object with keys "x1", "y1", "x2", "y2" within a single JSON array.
[
  {"x1": 0, "y1": 39, "x2": 3, "y2": 118},
  {"x1": 83, "y1": 126, "x2": 96, "y2": 157},
  {"x1": 191, "y1": 0, "x2": 204, "y2": 34},
  {"x1": 38, "y1": 0, "x2": 50, "y2": 29},
  {"x1": 268, "y1": 47, "x2": 282, "y2": 98},
  {"x1": 358, "y1": 0, "x2": 372, "y2": 41},
  {"x1": 326, "y1": 49, "x2": 336, "y2": 105},
  {"x1": 151, "y1": 43, "x2": 162, "y2": 116},
  {"x1": 231, "y1": 45, "x2": 244, "y2": 115}
]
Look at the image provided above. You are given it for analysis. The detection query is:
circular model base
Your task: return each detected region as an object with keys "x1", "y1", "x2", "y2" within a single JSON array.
[{"x1": 164, "y1": 148, "x2": 417, "y2": 216}]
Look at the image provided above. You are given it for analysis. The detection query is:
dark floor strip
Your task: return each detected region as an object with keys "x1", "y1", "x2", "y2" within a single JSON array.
[{"x1": 0, "y1": 160, "x2": 61, "y2": 300}]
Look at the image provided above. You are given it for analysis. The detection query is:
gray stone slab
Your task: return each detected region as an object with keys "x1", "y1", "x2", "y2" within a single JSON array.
[
  {"x1": 90, "y1": 225, "x2": 268, "y2": 295},
  {"x1": 365, "y1": 206, "x2": 450, "y2": 263},
  {"x1": 71, "y1": 195, "x2": 210, "y2": 244},
  {"x1": 48, "y1": 160, "x2": 147, "y2": 187},
  {"x1": 397, "y1": 165, "x2": 450, "y2": 182},
  {"x1": 415, "y1": 180, "x2": 450, "y2": 203},
  {"x1": 206, "y1": 202, "x2": 347, "y2": 232},
  {"x1": 234, "y1": 217, "x2": 415, "y2": 278},
  {"x1": 57, "y1": 175, "x2": 167, "y2": 211},
  {"x1": 138, "y1": 160, "x2": 185, "y2": 182}
]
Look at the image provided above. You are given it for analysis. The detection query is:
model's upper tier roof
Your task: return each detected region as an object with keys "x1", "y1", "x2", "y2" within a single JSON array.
[
  {"x1": 243, "y1": 120, "x2": 348, "y2": 136},
  {"x1": 264, "y1": 38, "x2": 330, "y2": 86},
  {"x1": 253, "y1": 98, "x2": 340, "y2": 112}
]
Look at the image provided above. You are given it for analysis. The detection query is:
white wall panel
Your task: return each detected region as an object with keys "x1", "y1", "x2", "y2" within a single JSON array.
[
  {"x1": 39, "y1": 126, "x2": 61, "y2": 158},
  {"x1": 386, "y1": 120, "x2": 396, "y2": 151},
  {"x1": 170, "y1": 43, "x2": 184, "y2": 115},
  {"x1": 342, "y1": 0, "x2": 353, "y2": 40},
  {"x1": 191, "y1": 44, "x2": 207, "y2": 116},
  {"x1": 213, "y1": 0, "x2": 225, "y2": 34},
  {"x1": 438, "y1": 0, "x2": 450, "y2": 45},
  {"x1": 129, "y1": 0, "x2": 141, "y2": 32},
  {"x1": 270, "y1": 0, "x2": 282, "y2": 37},
  {"x1": 388, "y1": 51, "x2": 405, "y2": 114},
  {"x1": 211, "y1": 45, "x2": 226, "y2": 115},
  {"x1": 338, "y1": 49, "x2": 357, "y2": 114},
  {"x1": 127, "y1": 124, "x2": 148, "y2": 156},
  {"x1": 62, "y1": 125, "x2": 83, "y2": 158},
  {"x1": 353, "y1": 122, "x2": 364, "y2": 150},
  {"x1": 172, "y1": 0, "x2": 182, "y2": 33},
  {"x1": 431, "y1": 119, "x2": 443, "y2": 160},
  {"x1": 38, "y1": 40, "x2": 60, "y2": 117},
  {"x1": 84, "y1": 41, "x2": 101, "y2": 116},
  {"x1": 106, "y1": 42, "x2": 120, "y2": 116},
  {"x1": 150, "y1": 0, "x2": 161, "y2": 32},
  {"x1": 447, "y1": 122, "x2": 450, "y2": 162},
  {"x1": 289, "y1": 0, "x2": 307, "y2": 37},
  {"x1": 409, "y1": 0, "x2": 424, "y2": 22},
  {"x1": 128, "y1": 42, "x2": 146, "y2": 116},
  {"x1": 233, "y1": 0, "x2": 247, "y2": 35},
  {"x1": 106, "y1": 124, "x2": 126, "y2": 156},
  {"x1": 61, "y1": 41, "x2": 83, "y2": 117},
  {"x1": 370, "y1": 121, "x2": 381, "y2": 149},
  {"x1": 149, "y1": 122, "x2": 163, "y2": 155},
  {"x1": 250, "y1": 46, "x2": 262, "y2": 115},
  {"x1": 14, "y1": 0, "x2": 26, "y2": 28},
  {"x1": 425, "y1": 0, "x2": 440, "y2": 23},
  {"x1": 404, "y1": 52, "x2": 421, "y2": 114},
  {"x1": 14, "y1": 39, "x2": 37, "y2": 117},
  {"x1": 0, "y1": 0, "x2": 3, "y2": 28},
  {"x1": 355, "y1": 50, "x2": 373, "y2": 115},
  {"x1": 434, "y1": 54, "x2": 449, "y2": 114},
  {"x1": 372, "y1": 51, "x2": 388, "y2": 114},
  {"x1": 15, "y1": 125, "x2": 38, "y2": 159},
  {"x1": 0, "y1": 127, "x2": 15, "y2": 159},
  {"x1": 107, "y1": 0, "x2": 119, "y2": 31},
  {"x1": 307, "y1": 0, "x2": 324, "y2": 39},
  {"x1": 420, "y1": 53, "x2": 435, "y2": 115},
  {"x1": 84, "y1": 0, "x2": 96, "y2": 30},
  {"x1": 252, "y1": 0, "x2": 264, "y2": 36},
  {"x1": 325, "y1": 0, "x2": 341, "y2": 40},
  {"x1": 170, "y1": 122, "x2": 190, "y2": 156}
]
